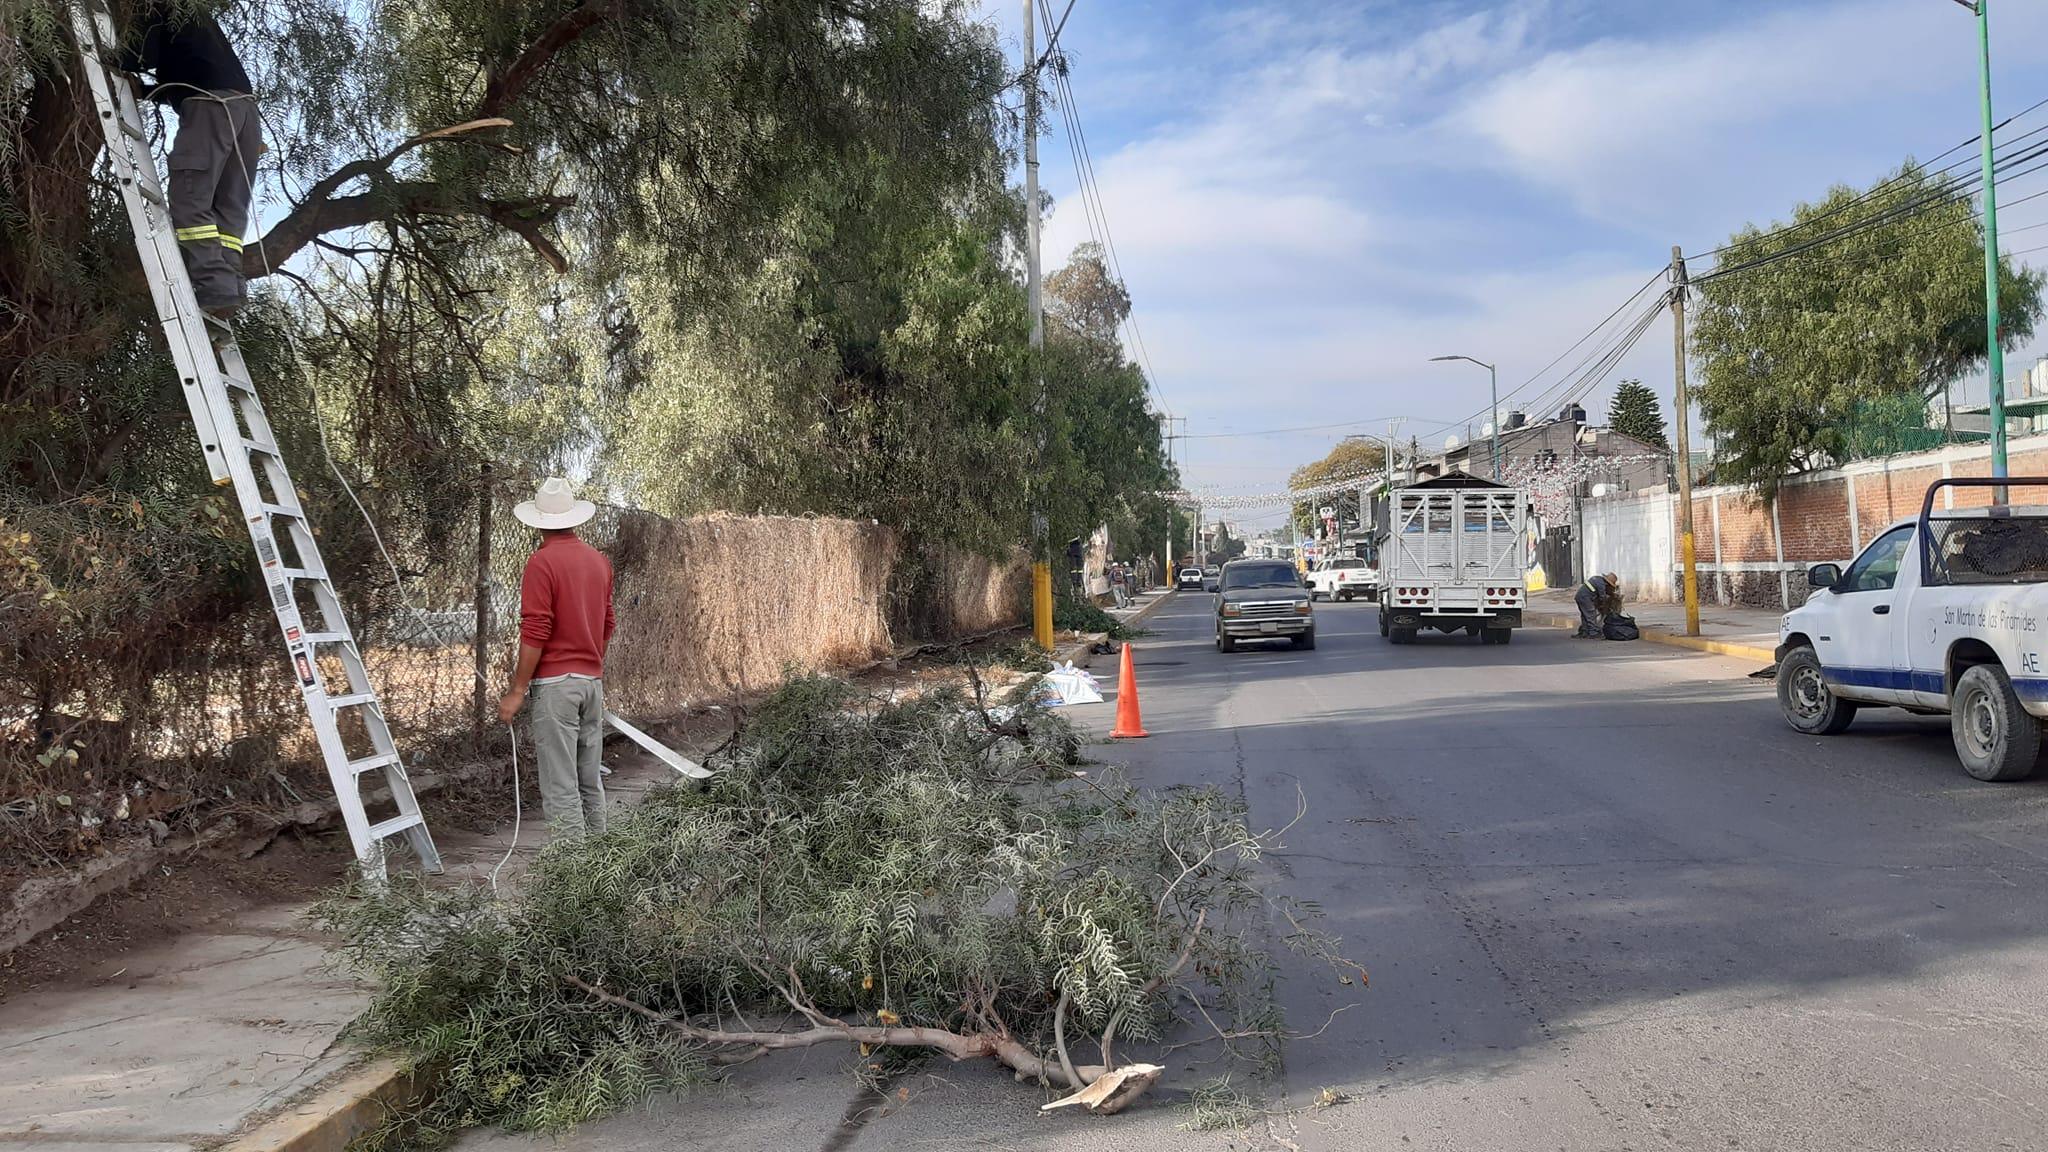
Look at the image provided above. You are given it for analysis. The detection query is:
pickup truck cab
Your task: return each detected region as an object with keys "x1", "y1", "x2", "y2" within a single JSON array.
[
  {"x1": 1776, "y1": 478, "x2": 2048, "y2": 781},
  {"x1": 1307, "y1": 554, "x2": 1378, "y2": 602}
]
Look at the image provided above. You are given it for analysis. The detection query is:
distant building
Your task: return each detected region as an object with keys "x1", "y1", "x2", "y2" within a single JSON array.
[{"x1": 1416, "y1": 403, "x2": 1672, "y2": 495}]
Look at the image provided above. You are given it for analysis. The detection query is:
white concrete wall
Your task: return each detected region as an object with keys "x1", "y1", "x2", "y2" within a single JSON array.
[{"x1": 1583, "y1": 489, "x2": 1676, "y2": 602}]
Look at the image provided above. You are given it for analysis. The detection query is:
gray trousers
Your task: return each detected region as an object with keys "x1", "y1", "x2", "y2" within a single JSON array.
[
  {"x1": 531, "y1": 677, "x2": 606, "y2": 836},
  {"x1": 168, "y1": 91, "x2": 261, "y2": 310},
  {"x1": 1575, "y1": 585, "x2": 1603, "y2": 637}
]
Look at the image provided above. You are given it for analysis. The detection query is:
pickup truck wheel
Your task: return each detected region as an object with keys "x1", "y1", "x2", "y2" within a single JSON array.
[
  {"x1": 1338, "y1": 590, "x2": 1352, "y2": 602},
  {"x1": 1951, "y1": 664, "x2": 2041, "y2": 782},
  {"x1": 1216, "y1": 629, "x2": 1236, "y2": 653},
  {"x1": 1293, "y1": 628, "x2": 1316, "y2": 650},
  {"x1": 1777, "y1": 646, "x2": 1856, "y2": 735}
]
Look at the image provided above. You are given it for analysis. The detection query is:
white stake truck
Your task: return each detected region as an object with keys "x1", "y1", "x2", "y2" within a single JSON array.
[
  {"x1": 1776, "y1": 478, "x2": 2048, "y2": 781},
  {"x1": 1376, "y1": 473, "x2": 1528, "y2": 645}
]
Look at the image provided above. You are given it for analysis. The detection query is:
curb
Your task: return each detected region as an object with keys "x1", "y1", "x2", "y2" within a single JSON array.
[
  {"x1": 1056, "y1": 591, "x2": 1177, "y2": 669},
  {"x1": 1526, "y1": 610, "x2": 1777, "y2": 665},
  {"x1": 221, "y1": 1058, "x2": 422, "y2": 1152}
]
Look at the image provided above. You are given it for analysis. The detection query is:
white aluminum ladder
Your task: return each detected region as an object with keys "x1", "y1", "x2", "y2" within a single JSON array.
[{"x1": 70, "y1": 0, "x2": 441, "y2": 880}]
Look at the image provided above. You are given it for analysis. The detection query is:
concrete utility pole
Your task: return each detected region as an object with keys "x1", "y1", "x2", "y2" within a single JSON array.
[
  {"x1": 1671, "y1": 246, "x2": 1701, "y2": 637},
  {"x1": 1965, "y1": 0, "x2": 2008, "y2": 482},
  {"x1": 1024, "y1": 0, "x2": 1052, "y2": 649}
]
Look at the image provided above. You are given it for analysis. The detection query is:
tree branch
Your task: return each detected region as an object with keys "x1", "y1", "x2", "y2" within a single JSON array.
[
  {"x1": 245, "y1": 184, "x2": 573, "y2": 278},
  {"x1": 478, "y1": 0, "x2": 619, "y2": 118},
  {"x1": 565, "y1": 975, "x2": 1106, "y2": 1090}
]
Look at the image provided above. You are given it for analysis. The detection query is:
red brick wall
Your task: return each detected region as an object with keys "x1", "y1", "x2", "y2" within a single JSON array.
[{"x1": 1777, "y1": 479, "x2": 1851, "y2": 561}]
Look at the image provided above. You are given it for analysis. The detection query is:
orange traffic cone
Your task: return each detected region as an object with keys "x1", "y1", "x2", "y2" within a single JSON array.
[{"x1": 1110, "y1": 642, "x2": 1150, "y2": 739}]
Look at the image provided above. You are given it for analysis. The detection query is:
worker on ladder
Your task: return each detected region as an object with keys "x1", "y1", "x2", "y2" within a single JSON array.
[{"x1": 114, "y1": 0, "x2": 260, "y2": 318}]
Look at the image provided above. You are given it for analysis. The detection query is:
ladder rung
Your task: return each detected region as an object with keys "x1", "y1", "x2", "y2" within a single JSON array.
[
  {"x1": 116, "y1": 113, "x2": 148, "y2": 142},
  {"x1": 328, "y1": 691, "x2": 378, "y2": 709},
  {"x1": 224, "y1": 373, "x2": 256, "y2": 393},
  {"x1": 350, "y1": 752, "x2": 403, "y2": 777},
  {"x1": 301, "y1": 631, "x2": 351, "y2": 645},
  {"x1": 278, "y1": 566, "x2": 327, "y2": 582},
  {"x1": 241, "y1": 437, "x2": 279, "y2": 456},
  {"x1": 367, "y1": 812, "x2": 424, "y2": 841},
  {"x1": 260, "y1": 500, "x2": 303, "y2": 520},
  {"x1": 130, "y1": 179, "x2": 166, "y2": 209}
]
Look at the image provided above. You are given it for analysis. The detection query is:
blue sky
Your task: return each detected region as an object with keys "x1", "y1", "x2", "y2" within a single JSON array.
[{"x1": 999, "y1": 0, "x2": 2048, "y2": 527}]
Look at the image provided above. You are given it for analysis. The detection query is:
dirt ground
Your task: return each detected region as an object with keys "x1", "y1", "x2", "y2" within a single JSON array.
[{"x1": 0, "y1": 630, "x2": 1053, "y2": 1002}]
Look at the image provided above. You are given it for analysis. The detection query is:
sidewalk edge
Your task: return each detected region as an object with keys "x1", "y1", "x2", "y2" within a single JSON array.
[
  {"x1": 220, "y1": 1057, "x2": 422, "y2": 1152},
  {"x1": 1525, "y1": 610, "x2": 1777, "y2": 665}
]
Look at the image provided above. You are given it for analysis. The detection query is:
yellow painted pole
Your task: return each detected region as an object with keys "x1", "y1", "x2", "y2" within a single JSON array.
[
  {"x1": 1033, "y1": 561, "x2": 1054, "y2": 650},
  {"x1": 1670, "y1": 246, "x2": 1702, "y2": 637}
]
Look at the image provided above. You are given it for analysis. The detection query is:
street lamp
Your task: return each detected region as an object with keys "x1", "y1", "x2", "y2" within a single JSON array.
[
  {"x1": 1430, "y1": 355, "x2": 1501, "y2": 480},
  {"x1": 1953, "y1": 0, "x2": 2007, "y2": 481}
]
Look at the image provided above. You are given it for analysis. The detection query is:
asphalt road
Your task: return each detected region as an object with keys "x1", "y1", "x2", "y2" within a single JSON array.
[{"x1": 460, "y1": 595, "x2": 2048, "y2": 1152}]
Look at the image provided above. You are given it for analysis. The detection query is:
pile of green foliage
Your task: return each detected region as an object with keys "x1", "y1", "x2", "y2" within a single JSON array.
[
  {"x1": 320, "y1": 676, "x2": 1354, "y2": 1141},
  {"x1": 1055, "y1": 595, "x2": 1144, "y2": 640}
]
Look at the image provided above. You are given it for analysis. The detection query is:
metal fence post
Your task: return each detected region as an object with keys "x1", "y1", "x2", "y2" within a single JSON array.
[{"x1": 473, "y1": 461, "x2": 492, "y2": 751}]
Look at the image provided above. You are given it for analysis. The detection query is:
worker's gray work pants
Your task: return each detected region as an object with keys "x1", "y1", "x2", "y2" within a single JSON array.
[
  {"x1": 531, "y1": 676, "x2": 607, "y2": 837},
  {"x1": 168, "y1": 91, "x2": 261, "y2": 311},
  {"x1": 1574, "y1": 586, "x2": 1603, "y2": 637}
]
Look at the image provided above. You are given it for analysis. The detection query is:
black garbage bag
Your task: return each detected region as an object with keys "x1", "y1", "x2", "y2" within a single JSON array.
[{"x1": 1603, "y1": 614, "x2": 1640, "y2": 641}]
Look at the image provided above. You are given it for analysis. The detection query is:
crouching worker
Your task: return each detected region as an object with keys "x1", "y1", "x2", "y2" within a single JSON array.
[
  {"x1": 1575, "y1": 572, "x2": 1621, "y2": 639},
  {"x1": 498, "y1": 479, "x2": 615, "y2": 837}
]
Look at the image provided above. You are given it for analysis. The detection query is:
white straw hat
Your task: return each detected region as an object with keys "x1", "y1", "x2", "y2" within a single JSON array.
[{"x1": 514, "y1": 477, "x2": 596, "y2": 530}]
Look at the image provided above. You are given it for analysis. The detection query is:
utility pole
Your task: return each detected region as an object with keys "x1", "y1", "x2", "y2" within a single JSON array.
[
  {"x1": 1671, "y1": 246, "x2": 1701, "y2": 637},
  {"x1": 1968, "y1": 0, "x2": 2008, "y2": 482},
  {"x1": 1409, "y1": 435, "x2": 1418, "y2": 484},
  {"x1": 1024, "y1": 0, "x2": 1052, "y2": 649}
]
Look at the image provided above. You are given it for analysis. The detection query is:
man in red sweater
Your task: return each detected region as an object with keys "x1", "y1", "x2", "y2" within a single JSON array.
[{"x1": 498, "y1": 479, "x2": 615, "y2": 836}]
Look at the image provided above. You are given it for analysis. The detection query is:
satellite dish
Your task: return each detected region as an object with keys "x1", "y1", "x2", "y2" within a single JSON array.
[
  {"x1": 1444, "y1": 434, "x2": 1461, "y2": 450},
  {"x1": 1591, "y1": 483, "x2": 1611, "y2": 498},
  {"x1": 1481, "y1": 421, "x2": 1495, "y2": 437}
]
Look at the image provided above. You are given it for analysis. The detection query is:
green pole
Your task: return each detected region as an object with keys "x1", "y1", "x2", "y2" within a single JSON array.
[{"x1": 1977, "y1": 0, "x2": 2007, "y2": 479}]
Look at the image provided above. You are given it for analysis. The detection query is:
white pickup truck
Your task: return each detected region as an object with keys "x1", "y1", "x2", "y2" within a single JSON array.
[
  {"x1": 1306, "y1": 553, "x2": 1378, "y2": 602},
  {"x1": 1776, "y1": 479, "x2": 2048, "y2": 781}
]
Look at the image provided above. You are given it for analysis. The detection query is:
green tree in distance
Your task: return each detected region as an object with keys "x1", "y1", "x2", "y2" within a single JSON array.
[
  {"x1": 1288, "y1": 438, "x2": 1387, "y2": 534},
  {"x1": 1691, "y1": 162, "x2": 2044, "y2": 497},
  {"x1": 1606, "y1": 380, "x2": 1669, "y2": 449}
]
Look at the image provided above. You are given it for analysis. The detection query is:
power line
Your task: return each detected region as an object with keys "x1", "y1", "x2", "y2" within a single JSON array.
[
  {"x1": 1695, "y1": 93, "x2": 2048, "y2": 261},
  {"x1": 1180, "y1": 416, "x2": 1410, "y2": 439},
  {"x1": 1034, "y1": 8, "x2": 1170, "y2": 414},
  {"x1": 1695, "y1": 117, "x2": 2048, "y2": 285}
]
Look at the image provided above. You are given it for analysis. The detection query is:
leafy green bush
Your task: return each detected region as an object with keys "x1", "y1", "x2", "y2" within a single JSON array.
[
  {"x1": 1055, "y1": 596, "x2": 1145, "y2": 640},
  {"x1": 319, "y1": 676, "x2": 1355, "y2": 1141}
]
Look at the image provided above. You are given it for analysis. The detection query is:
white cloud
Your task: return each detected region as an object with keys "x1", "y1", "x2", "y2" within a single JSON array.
[{"x1": 1449, "y1": 0, "x2": 2048, "y2": 220}]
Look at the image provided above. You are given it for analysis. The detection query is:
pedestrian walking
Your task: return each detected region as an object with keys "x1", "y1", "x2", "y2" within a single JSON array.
[
  {"x1": 118, "y1": 0, "x2": 261, "y2": 317},
  {"x1": 499, "y1": 478, "x2": 615, "y2": 837},
  {"x1": 1575, "y1": 572, "x2": 1621, "y2": 638},
  {"x1": 1111, "y1": 563, "x2": 1131, "y2": 609}
]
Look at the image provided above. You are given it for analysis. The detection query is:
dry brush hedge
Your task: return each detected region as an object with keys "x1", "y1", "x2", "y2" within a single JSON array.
[{"x1": 319, "y1": 674, "x2": 1362, "y2": 1141}]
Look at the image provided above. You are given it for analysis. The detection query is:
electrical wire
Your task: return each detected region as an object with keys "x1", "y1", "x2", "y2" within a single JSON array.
[
  {"x1": 1694, "y1": 93, "x2": 2048, "y2": 261},
  {"x1": 1034, "y1": 7, "x2": 1171, "y2": 415},
  {"x1": 1693, "y1": 120, "x2": 2048, "y2": 285}
]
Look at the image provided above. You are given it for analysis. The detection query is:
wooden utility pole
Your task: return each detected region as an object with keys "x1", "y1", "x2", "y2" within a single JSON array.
[{"x1": 1671, "y1": 246, "x2": 1701, "y2": 636}]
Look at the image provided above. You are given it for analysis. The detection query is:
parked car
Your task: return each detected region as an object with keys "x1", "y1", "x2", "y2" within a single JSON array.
[
  {"x1": 1201, "y1": 565, "x2": 1221, "y2": 592},
  {"x1": 1306, "y1": 554, "x2": 1379, "y2": 602},
  {"x1": 1775, "y1": 478, "x2": 2048, "y2": 781},
  {"x1": 1176, "y1": 566, "x2": 1204, "y2": 590},
  {"x1": 1215, "y1": 559, "x2": 1314, "y2": 652}
]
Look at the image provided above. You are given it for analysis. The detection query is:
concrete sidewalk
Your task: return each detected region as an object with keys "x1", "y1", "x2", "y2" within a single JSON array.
[
  {"x1": 1526, "y1": 588, "x2": 1781, "y2": 664},
  {"x1": 0, "y1": 745, "x2": 684, "y2": 1152}
]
